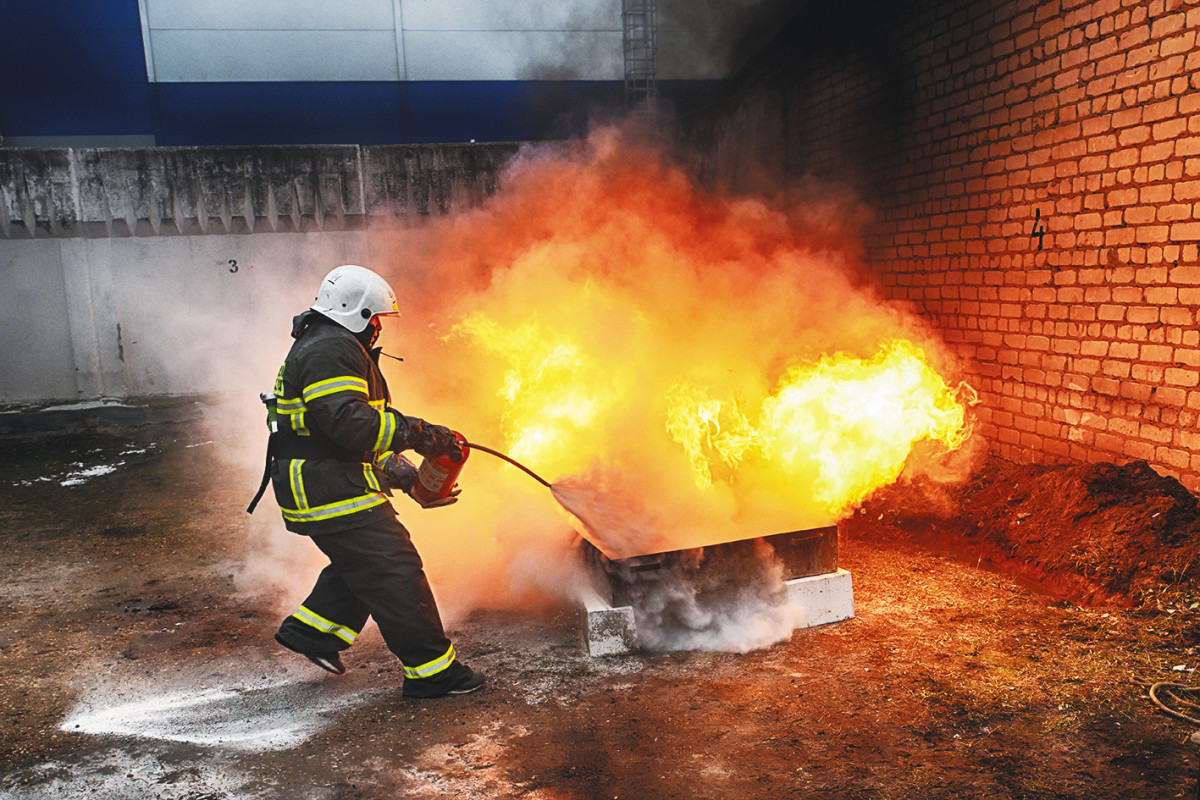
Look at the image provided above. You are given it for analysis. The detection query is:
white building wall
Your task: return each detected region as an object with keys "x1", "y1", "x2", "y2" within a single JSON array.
[{"x1": 139, "y1": 0, "x2": 624, "y2": 83}]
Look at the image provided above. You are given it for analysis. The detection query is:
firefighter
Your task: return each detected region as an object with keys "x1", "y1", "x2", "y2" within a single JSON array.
[{"x1": 252, "y1": 264, "x2": 484, "y2": 698}]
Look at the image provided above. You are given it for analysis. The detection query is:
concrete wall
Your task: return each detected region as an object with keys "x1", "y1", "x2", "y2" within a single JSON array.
[
  {"x1": 679, "y1": 0, "x2": 1200, "y2": 491},
  {"x1": 0, "y1": 143, "x2": 520, "y2": 407}
]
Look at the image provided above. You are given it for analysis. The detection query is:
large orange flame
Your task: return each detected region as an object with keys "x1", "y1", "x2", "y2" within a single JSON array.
[{"x1": 373, "y1": 129, "x2": 975, "y2": 604}]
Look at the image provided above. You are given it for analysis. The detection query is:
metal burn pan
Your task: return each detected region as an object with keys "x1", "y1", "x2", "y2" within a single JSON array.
[{"x1": 581, "y1": 525, "x2": 839, "y2": 608}]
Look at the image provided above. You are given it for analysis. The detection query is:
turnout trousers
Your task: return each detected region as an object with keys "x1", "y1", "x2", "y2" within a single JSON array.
[{"x1": 276, "y1": 512, "x2": 459, "y2": 688}]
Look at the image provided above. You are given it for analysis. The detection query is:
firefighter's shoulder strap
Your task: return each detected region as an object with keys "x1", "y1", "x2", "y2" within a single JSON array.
[
  {"x1": 246, "y1": 393, "x2": 279, "y2": 515},
  {"x1": 245, "y1": 391, "x2": 365, "y2": 514}
]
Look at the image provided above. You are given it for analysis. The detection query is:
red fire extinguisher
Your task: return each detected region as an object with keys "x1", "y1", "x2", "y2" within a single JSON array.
[{"x1": 410, "y1": 432, "x2": 469, "y2": 508}]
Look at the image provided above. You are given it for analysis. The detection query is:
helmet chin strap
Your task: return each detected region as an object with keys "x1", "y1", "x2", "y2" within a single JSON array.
[{"x1": 361, "y1": 315, "x2": 405, "y2": 362}]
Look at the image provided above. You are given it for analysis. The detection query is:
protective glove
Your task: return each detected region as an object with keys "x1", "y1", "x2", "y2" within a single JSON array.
[
  {"x1": 413, "y1": 484, "x2": 462, "y2": 509},
  {"x1": 380, "y1": 452, "x2": 418, "y2": 494},
  {"x1": 413, "y1": 422, "x2": 464, "y2": 463},
  {"x1": 382, "y1": 452, "x2": 462, "y2": 508}
]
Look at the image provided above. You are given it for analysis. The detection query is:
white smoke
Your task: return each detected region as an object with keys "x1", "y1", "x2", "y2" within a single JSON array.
[{"x1": 610, "y1": 541, "x2": 805, "y2": 654}]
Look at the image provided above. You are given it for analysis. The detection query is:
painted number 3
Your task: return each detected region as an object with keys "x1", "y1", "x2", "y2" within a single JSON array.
[{"x1": 228, "y1": 259, "x2": 239, "y2": 273}]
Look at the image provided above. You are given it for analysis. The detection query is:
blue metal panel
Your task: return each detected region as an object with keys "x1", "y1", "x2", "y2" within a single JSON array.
[
  {"x1": 3, "y1": 83, "x2": 154, "y2": 137},
  {"x1": 152, "y1": 81, "x2": 627, "y2": 146},
  {"x1": 5, "y1": 0, "x2": 143, "y2": 29},
  {"x1": 0, "y1": 0, "x2": 153, "y2": 136},
  {"x1": 153, "y1": 82, "x2": 406, "y2": 146}
]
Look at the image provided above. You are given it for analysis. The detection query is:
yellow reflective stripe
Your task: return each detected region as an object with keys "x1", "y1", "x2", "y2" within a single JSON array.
[
  {"x1": 363, "y1": 463, "x2": 381, "y2": 493},
  {"x1": 277, "y1": 397, "x2": 309, "y2": 435},
  {"x1": 373, "y1": 406, "x2": 395, "y2": 453},
  {"x1": 273, "y1": 364, "x2": 286, "y2": 395},
  {"x1": 289, "y1": 459, "x2": 309, "y2": 509},
  {"x1": 280, "y1": 491, "x2": 388, "y2": 523},
  {"x1": 403, "y1": 644, "x2": 456, "y2": 679},
  {"x1": 292, "y1": 605, "x2": 359, "y2": 644},
  {"x1": 303, "y1": 376, "x2": 369, "y2": 402}
]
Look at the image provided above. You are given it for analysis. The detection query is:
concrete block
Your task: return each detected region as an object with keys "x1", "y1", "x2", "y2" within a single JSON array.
[
  {"x1": 580, "y1": 589, "x2": 638, "y2": 657},
  {"x1": 785, "y1": 569, "x2": 855, "y2": 628}
]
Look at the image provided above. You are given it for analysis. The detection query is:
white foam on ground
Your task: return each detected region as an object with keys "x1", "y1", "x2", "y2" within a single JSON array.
[
  {"x1": 60, "y1": 464, "x2": 121, "y2": 487},
  {"x1": 61, "y1": 675, "x2": 373, "y2": 752}
]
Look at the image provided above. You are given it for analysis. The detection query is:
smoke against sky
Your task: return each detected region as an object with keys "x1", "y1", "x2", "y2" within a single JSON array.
[{"x1": 657, "y1": 0, "x2": 802, "y2": 79}]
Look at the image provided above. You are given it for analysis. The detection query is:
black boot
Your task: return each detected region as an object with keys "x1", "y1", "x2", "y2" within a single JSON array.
[
  {"x1": 402, "y1": 661, "x2": 485, "y2": 698},
  {"x1": 274, "y1": 632, "x2": 346, "y2": 675}
]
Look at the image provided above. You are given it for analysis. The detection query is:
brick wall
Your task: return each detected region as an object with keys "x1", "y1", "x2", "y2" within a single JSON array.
[{"x1": 679, "y1": 0, "x2": 1200, "y2": 491}]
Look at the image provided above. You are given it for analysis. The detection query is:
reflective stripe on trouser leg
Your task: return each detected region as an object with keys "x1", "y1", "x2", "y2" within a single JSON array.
[
  {"x1": 404, "y1": 644, "x2": 456, "y2": 679},
  {"x1": 291, "y1": 604, "x2": 360, "y2": 645},
  {"x1": 279, "y1": 563, "x2": 371, "y2": 653},
  {"x1": 310, "y1": 515, "x2": 453, "y2": 675}
]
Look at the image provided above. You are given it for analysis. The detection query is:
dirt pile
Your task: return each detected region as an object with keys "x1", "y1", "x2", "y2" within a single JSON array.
[{"x1": 852, "y1": 456, "x2": 1200, "y2": 613}]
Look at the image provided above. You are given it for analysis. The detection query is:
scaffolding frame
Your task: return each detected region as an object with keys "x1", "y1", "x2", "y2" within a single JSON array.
[{"x1": 622, "y1": 0, "x2": 658, "y2": 112}]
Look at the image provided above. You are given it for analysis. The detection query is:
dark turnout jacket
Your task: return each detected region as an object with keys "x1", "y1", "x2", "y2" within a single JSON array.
[{"x1": 269, "y1": 313, "x2": 423, "y2": 535}]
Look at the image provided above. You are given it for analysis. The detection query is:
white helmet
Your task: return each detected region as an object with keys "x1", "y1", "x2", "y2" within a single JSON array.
[{"x1": 311, "y1": 265, "x2": 400, "y2": 333}]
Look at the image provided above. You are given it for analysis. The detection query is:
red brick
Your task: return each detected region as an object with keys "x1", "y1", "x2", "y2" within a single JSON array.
[
  {"x1": 1142, "y1": 141, "x2": 1177, "y2": 162},
  {"x1": 1109, "y1": 148, "x2": 1142, "y2": 169},
  {"x1": 1145, "y1": 286, "x2": 1179, "y2": 304},
  {"x1": 1178, "y1": 137, "x2": 1200, "y2": 157},
  {"x1": 1158, "y1": 203, "x2": 1193, "y2": 221},
  {"x1": 1145, "y1": 97, "x2": 1180, "y2": 123},
  {"x1": 1103, "y1": 359, "x2": 1133, "y2": 379},
  {"x1": 1106, "y1": 228, "x2": 1137, "y2": 246},
  {"x1": 1128, "y1": 306, "x2": 1161, "y2": 324},
  {"x1": 1118, "y1": 125, "x2": 1151, "y2": 146},
  {"x1": 1136, "y1": 225, "x2": 1170, "y2": 243},
  {"x1": 1153, "y1": 118, "x2": 1189, "y2": 141},
  {"x1": 1157, "y1": 387, "x2": 1189, "y2": 406},
  {"x1": 1141, "y1": 184, "x2": 1174, "y2": 204},
  {"x1": 1172, "y1": 265, "x2": 1200, "y2": 284},
  {"x1": 1142, "y1": 343, "x2": 1175, "y2": 362},
  {"x1": 1163, "y1": 307, "x2": 1196, "y2": 326},
  {"x1": 1158, "y1": 447, "x2": 1192, "y2": 470},
  {"x1": 1166, "y1": 367, "x2": 1200, "y2": 387},
  {"x1": 1173, "y1": 222, "x2": 1200, "y2": 241},
  {"x1": 1109, "y1": 341, "x2": 1140, "y2": 358},
  {"x1": 1110, "y1": 416, "x2": 1141, "y2": 436},
  {"x1": 1150, "y1": 12, "x2": 1187, "y2": 39},
  {"x1": 1126, "y1": 440, "x2": 1157, "y2": 460},
  {"x1": 1124, "y1": 206, "x2": 1157, "y2": 225},
  {"x1": 1141, "y1": 422, "x2": 1174, "y2": 444},
  {"x1": 1133, "y1": 364, "x2": 1166, "y2": 383}
]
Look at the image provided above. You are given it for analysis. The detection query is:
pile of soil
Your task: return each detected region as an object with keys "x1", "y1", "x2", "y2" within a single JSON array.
[{"x1": 854, "y1": 457, "x2": 1200, "y2": 615}]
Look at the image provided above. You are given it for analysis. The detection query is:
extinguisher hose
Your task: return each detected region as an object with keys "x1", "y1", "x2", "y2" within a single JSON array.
[{"x1": 459, "y1": 440, "x2": 553, "y2": 488}]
